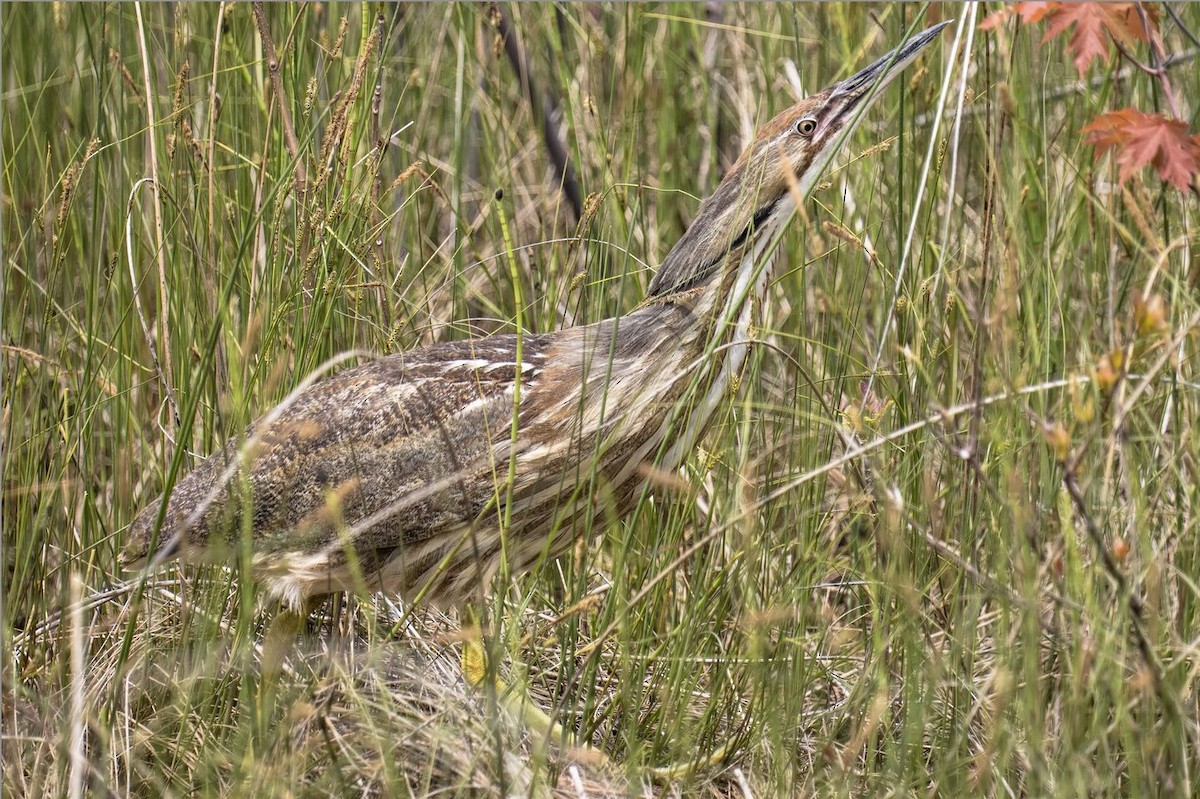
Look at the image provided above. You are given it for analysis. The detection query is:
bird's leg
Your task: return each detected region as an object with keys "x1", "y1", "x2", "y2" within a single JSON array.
[
  {"x1": 459, "y1": 607, "x2": 583, "y2": 753},
  {"x1": 647, "y1": 738, "x2": 739, "y2": 782},
  {"x1": 462, "y1": 607, "x2": 736, "y2": 779},
  {"x1": 458, "y1": 606, "x2": 490, "y2": 690},
  {"x1": 261, "y1": 596, "x2": 324, "y2": 681}
]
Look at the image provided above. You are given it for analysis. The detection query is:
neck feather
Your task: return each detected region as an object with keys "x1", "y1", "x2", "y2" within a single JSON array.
[{"x1": 647, "y1": 151, "x2": 791, "y2": 299}]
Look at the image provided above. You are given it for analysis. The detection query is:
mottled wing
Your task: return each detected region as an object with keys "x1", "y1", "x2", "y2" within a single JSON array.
[{"x1": 122, "y1": 335, "x2": 548, "y2": 584}]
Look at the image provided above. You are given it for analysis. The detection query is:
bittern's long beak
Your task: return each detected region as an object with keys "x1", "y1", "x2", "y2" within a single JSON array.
[
  {"x1": 793, "y1": 19, "x2": 949, "y2": 188},
  {"x1": 646, "y1": 20, "x2": 950, "y2": 299},
  {"x1": 826, "y1": 20, "x2": 952, "y2": 129}
]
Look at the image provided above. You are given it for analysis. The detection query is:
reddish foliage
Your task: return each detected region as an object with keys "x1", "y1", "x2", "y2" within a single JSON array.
[
  {"x1": 1084, "y1": 109, "x2": 1200, "y2": 191},
  {"x1": 980, "y1": 2, "x2": 1157, "y2": 75},
  {"x1": 980, "y1": 8, "x2": 1010, "y2": 31},
  {"x1": 1045, "y1": 3, "x2": 1153, "y2": 73},
  {"x1": 1013, "y1": 2, "x2": 1059, "y2": 24},
  {"x1": 979, "y1": 2, "x2": 1057, "y2": 29}
]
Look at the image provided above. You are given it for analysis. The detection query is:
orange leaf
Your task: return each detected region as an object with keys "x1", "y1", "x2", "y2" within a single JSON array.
[
  {"x1": 1047, "y1": 3, "x2": 1133, "y2": 73},
  {"x1": 979, "y1": 9, "x2": 1010, "y2": 31},
  {"x1": 1083, "y1": 107, "x2": 1136, "y2": 151},
  {"x1": 1014, "y1": 2, "x2": 1060, "y2": 24},
  {"x1": 980, "y1": 2, "x2": 1058, "y2": 31},
  {"x1": 1085, "y1": 109, "x2": 1200, "y2": 191},
  {"x1": 985, "y1": 2, "x2": 1159, "y2": 75}
]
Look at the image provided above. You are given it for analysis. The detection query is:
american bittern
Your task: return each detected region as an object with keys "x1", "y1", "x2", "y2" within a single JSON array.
[{"x1": 123, "y1": 20, "x2": 946, "y2": 740}]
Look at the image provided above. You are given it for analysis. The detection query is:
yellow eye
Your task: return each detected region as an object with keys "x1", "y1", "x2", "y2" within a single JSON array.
[{"x1": 795, "y1": 117, "x2": 817, "y2": 136}]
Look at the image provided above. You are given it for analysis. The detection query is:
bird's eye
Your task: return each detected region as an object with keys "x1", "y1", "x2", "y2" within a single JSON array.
[{"x1": 794, "y1": 117, "x2": 817, "y2": 137}]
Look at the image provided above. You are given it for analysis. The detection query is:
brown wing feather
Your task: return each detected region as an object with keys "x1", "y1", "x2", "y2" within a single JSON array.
[{"x1": 122, "y1": 335, "x2": 550, "y2": 572}]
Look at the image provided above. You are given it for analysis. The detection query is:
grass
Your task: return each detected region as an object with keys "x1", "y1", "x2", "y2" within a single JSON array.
[{"x1": 4, "y1": 2, "x2": 1200, "y2": 796}]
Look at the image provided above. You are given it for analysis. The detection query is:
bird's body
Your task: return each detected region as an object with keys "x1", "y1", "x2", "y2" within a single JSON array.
[
  {"x1": 123, "y1": 22, "x2": 948, "y2": 614},
  {"x1": 123, "y1": 265, "x2": 752, "y2": 608}
]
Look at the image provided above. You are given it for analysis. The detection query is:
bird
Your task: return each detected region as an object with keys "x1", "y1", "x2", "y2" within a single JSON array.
[{"x1": 122, "y1": 21, "x2": 947, "y2": 727}]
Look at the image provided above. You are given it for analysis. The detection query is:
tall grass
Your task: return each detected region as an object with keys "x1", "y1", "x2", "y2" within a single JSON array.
[{"x1": 4, "y1": 3, "x2": 1199, "y2": 796}]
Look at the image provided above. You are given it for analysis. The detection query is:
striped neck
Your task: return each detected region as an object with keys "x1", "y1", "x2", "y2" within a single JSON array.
[{"x1": 648, "y1": 153, "x2": 797, "y2": 301}]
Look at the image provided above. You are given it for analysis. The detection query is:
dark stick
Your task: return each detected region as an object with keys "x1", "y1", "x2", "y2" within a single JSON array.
[
  {"x1": 251, "y1": 3, "x2": 308, "y2": 207},
  {"x1": 492, "y1": 4, "x2": 583, "y2": 223},
  {"x1": 1060, "y1": 465, "x2": 1180, "y2": 729}
]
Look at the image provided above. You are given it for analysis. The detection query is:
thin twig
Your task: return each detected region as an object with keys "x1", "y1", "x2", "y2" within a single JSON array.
[
  {"x1": 133, "y1": 2, "x2": 180, "y2": 435},
  {"x1": 926, "y1": 423, "x2": 1079, "y2": 616},
  {"x1": 1134, "y1": 4, "x2": 1181, "y2": 120},
  {"x1": 205, "y1": 2, "x2": 224, "y2": 292},
  {"x1": 1059, "y1": 466, "x2": 1176, "y2": 722},
  {"x1": 67, "y1": 574, "x2": 85, "y2": 799},
  {"x1": 1111, "y1": 38, "x2": 1168, "y2": 84},
  {"x1": 252, "y1": 0, "x2": 314, "y2": 279},
  {"x1": 1164, "y1": 5, "x2": 1200, "y2": 52},
  {"x1": 696, "y1": 1, "x2": 724, "y2": 192},
  {"x1": 971, "y1": 4, "x2": 998, "y2": 470},
  {"x1": 252, "y1": 2, "x2": 308, "y2": 203},
  {"x1": 492, "y1": 3, "x2": 583, "y2": 223},
  {"x1": 203, "y1": 2, "x2": 229, "y2": 397},
  {"x1": 370, "y1": 11, "x2": 388, "y2": 330},
  {"x1": 126, "y1": 179, "x2": 179, "y2": 458}
]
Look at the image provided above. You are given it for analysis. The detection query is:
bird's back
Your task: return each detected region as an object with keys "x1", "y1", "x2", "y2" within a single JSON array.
[
  {"x1": 124, "y1": 293, "x2": 726, "y2": 607},
  {"x1": 123, "y1": 334, "x2": 552, "y2": 606}
]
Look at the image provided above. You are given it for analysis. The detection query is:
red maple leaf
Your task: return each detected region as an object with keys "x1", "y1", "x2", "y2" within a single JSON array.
[
  {"x1": 980, "y1": 2, "x2": 1057, "y2": 31},
  {"x1": 1044, "y1": 3, "x2": 1153, "y2": 74},
  {"x1": 981, "y1": 2, "x2": 1158, "y2": 76},
  {"x1": 1014, "y1": 2, "x2": 1059, "y2": 24},
  {"x1": 1084, "y1": 108, "x2": 1200, "y2": 191}
]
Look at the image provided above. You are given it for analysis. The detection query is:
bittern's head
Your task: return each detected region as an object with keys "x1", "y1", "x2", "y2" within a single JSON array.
[{"x1": 648, "y1": 21, "x2": 950, "y2": 298}]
